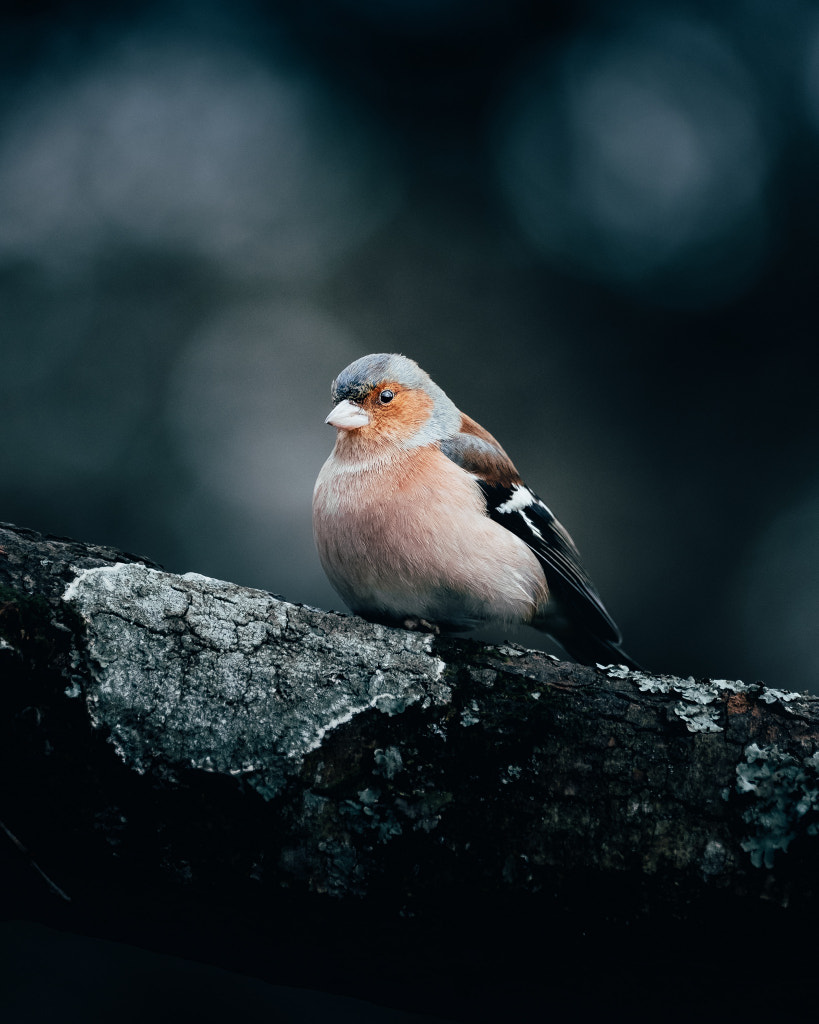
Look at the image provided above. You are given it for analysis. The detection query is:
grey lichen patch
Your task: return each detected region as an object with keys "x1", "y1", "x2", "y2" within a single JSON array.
[
  {"x1": 755, "y1": 687, "x2": 805, "y2": 707},
  {"x1": 460, "y1": 700, "x2": 481, "y2": 727},
  {"x1": 609, "y1": 669, "x2": 728, "y2": 732},
  {"x1": 494, "y1": 645, "x2": 526, "y2": 658},
  {"x1": 735, "y1": 743, "x2": 819, "y2": 868},
  {"x1": 700, "y1": 838, "x2": 732, "y2": 877},
  {"x1": 600, "y1": 666, "x2": 808, "y2": 734},
  {"x1": 373, "y1": 746, "x2": 404, "y2": 780},
  {"x1": 343, "y1": 787, "x2": 404, "y2": 845},
  {"x1": 63, "y1": 563, "x2": 451, "y2": 798},
  {"x1": 599, "y1": 664, "x2": 633, "y2": 679}
]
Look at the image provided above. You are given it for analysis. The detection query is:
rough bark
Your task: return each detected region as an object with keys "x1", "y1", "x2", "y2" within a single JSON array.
[{"x1": 1, "y1": 521, "x2": 817, "y2": 1020}]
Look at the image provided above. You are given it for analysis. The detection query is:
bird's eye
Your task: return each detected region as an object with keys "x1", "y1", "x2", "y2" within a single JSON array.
[{"x1": 379, "y1": 389, "x2": 395, "y2": 404}]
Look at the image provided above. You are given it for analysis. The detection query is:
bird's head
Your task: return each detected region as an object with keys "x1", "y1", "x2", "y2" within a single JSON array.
[{"x1": 325, "y1": 353, "x2": 460, "y2": 450}]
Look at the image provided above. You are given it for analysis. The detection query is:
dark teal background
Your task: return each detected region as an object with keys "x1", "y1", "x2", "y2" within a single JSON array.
[{"x1": 3, "y1": 0, "x2": 819, "y2": 689}]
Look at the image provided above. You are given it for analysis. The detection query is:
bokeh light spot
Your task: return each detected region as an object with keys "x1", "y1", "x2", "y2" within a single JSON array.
[
  {"x1": 495, "y1": 15, "x2": 773, "y2": 306},
  {"x1": 0, "y1": 36, "x2": 403, "y2": 282}
]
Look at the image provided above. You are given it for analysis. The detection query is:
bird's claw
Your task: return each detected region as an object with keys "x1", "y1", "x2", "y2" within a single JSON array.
[{"x1": 401, "y1": 617, "x2": 441, "y2": 635}]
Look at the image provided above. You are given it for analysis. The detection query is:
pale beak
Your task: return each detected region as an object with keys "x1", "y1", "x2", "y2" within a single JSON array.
[{"x1": 325, "y1": 399, "x2": 370, "y2": 430}]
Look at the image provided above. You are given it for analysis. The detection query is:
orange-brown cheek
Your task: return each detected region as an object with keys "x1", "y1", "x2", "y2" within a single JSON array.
[{"x1": 368, "y1": 389, "x2": 434, "y2": 442}]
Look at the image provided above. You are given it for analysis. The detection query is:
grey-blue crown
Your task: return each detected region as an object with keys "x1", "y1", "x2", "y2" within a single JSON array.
[{"x1": 330, "y1": 353, "x2": 461, "y2": 445}]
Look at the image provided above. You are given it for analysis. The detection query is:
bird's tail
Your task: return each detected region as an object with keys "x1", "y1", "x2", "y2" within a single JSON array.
[{"x1": 542, "y1": 621, "x2": 643, "y2": 671}]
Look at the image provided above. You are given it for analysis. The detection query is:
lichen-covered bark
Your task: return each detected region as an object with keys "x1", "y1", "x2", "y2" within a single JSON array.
[
  {"x1": 3, "y1": 518, "x2": 819, "y2": 914},
  {"x1": 64, "y1": 563, "x2": 453, "y2": 801},
  {"x1": 2, "y1": 520, "x2": 819, "y2": 1020}
]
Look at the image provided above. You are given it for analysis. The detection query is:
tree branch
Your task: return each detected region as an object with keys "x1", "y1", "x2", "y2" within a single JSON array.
[{"x1": 2, "y1": 520, "x2": 818, "y2": 1019}]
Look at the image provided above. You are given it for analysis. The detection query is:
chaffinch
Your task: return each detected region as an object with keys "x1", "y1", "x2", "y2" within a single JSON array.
[{"x1": 312, "y1": 353, "x2": 638, "y2": 668}]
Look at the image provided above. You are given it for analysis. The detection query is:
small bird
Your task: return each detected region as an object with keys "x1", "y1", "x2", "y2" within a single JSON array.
[{"x1": 312, "y1": 353, "x2": 638, "y2": 668}]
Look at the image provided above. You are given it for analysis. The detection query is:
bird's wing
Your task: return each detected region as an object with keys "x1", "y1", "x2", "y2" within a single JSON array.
[{"x1": 439, "y1": 419, "x2": 621, "y2": 645}]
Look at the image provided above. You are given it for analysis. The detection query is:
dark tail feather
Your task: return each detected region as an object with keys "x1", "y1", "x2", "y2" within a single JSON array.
[{"x1": 549, "y1": 626, "x2": 643, "y2": 671}]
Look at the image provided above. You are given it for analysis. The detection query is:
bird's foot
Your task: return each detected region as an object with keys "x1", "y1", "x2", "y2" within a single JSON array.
[{"x1": 401, "y1": 617, "x2": 441, "y2": 635}]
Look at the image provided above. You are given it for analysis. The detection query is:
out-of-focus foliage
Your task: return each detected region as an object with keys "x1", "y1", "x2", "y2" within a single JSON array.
[{"x1": 3, "y1": 0, "x2": 819, "y2": 690}]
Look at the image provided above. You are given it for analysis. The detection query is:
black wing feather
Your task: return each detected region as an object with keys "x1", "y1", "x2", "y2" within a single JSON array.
[
  {"x1": 440, "y1": 432, "x2": 639, "y2": 667},
  {"x1": 476, "y1": 479, "x2": 621, "y2": 643}
]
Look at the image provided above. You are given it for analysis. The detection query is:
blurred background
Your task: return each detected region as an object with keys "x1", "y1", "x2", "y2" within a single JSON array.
[{"x1": 2, "y1": 0, "x2": 818, "y2": 691}]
